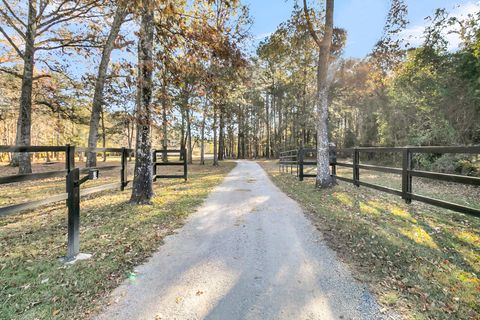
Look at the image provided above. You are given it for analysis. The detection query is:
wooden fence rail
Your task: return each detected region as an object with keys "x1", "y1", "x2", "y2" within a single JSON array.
[
  {"x1": 280, "y1": 146, "x2": 480, "y2": 217},
  {"x1": 0, "y1": 145, "x2": 135, "y2": 217},
  {"x1": 0, "y1": 145, "x2": 188, "y2": 261},
  {"x1": 153, "y1": 149, "x2": 188, "y2": 181}
]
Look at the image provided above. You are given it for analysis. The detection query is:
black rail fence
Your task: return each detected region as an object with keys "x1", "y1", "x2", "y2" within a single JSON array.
[
  {"x1": 0, "y1": 145, "x2": 188, "y2": 261},
  {"x1": 153, "y1": 148, "x2": 188, "y2": 181},
  {"x1": 279, "y1": 146, "x2": 480, "y2": 217},
  {"x1": 279, "y1": 149, "x2": 299, "y2": 174}
]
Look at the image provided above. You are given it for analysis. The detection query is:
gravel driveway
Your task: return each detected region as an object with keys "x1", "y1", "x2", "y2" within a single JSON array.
[{"x1": 95, "y1": 160, "x2": 389, "y2": 320}]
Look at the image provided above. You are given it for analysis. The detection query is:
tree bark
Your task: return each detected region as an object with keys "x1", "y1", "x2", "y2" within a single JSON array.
[
  {"x1": 161, "y1": 69, "x2": 168, "y2": 162},
  {"x1": 15, "y1": 0, "x2": 38, "y2": 174},
  {"x1": 212, "y1": 104, "x2": 219, "y2": 166},
  {"x1": 186, "y1": 108, "x2": 193, "y2": 164},
  {"x1": 101, "y1": 108, "x2": 107, "y2": 162},
  {"x1": 87, "y1": 3, "x2": 128, "y2": 167},
  {"x1": 304, "y1": 0, "x2": 335, "y2": 188},
  {"x1": 200, "y1": 101, "x2": 206, "y2": 165},
  {"x1": 180, "y1": 104, "x2": 186, "y2": 159},
  {"x1": 265, "y1": 94, "x2": 270, "y2": 159},
  {"x1": 218, "y1": 105, "x2": 225, "y2": 161},
  {"x1": 130, "y1": 0, "x2": 154, "y2": 204}
]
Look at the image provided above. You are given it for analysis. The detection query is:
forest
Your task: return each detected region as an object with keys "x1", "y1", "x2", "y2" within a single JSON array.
[{"x1": 0, "y1": 0, "x2": 479, "y2": 190}]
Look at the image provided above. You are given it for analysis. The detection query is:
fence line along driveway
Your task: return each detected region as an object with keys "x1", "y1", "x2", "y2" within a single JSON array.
[
  {"x1": 95, "y1": 160, "x2": 393, "y2": 320},
  {"x1": 281, "y1": 146, "x2": 480, "y2": 217}
]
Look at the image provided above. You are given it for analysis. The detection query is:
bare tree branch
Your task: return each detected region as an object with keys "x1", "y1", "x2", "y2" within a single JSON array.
[
  {"x1": 302, "y1": 0, "x2": 321, "y2": 47},
  {"x1": 32, "y1": 73, "x2": 51, "y2": 80},
  {"x1": 0, "y1": 25, "x2": 24, "y2": 58},
  {"x1": 38, "y1": 1, "x2": 98, "y2": 30},
  {"x1": 36, "y1": 10, "x2": 103, "y2": 36},
  {"x1": 0, "y1": 8, "x2": 26, "y2": 40},
  {"x1": 1, "y1": 0, "x2": 27, "y2": 28},
  {"x1": 0, "y1": 66, "x2": 22, "y2": 78}
]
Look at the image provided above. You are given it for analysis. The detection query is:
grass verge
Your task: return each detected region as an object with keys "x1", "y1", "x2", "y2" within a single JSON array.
[
  {"x1": 260, "y1": 160, "x2": 479, "y2": 320},
  {"x1": 0, "y1": 161, "x2": 235, "y2": 320}
]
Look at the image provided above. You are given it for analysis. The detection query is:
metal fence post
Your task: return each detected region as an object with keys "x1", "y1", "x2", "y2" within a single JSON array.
[
  {"x1": 66, "y1": 168, "x2": 80, "y2": 260},
  {"x1": 353, "y1": 148, "x2": 360, "y2": 187},
  {"x1": 183, "y1": 149, "x2": 188, "y2": 181},
  {"x1": 120, "y1": 147, "x2": 127, "y2": 191},
  {"x1": 152, "y1": 150, "x2": 157, "y2": 182},
  {"x1": 402, "y1": 148, "x2": 413, "y2": 204},
  {"x1": 298, "y1": 148, "x2": 304, "y2": 181}
]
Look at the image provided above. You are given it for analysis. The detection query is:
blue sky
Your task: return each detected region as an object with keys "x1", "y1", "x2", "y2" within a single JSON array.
[{"x1": 243, "y1": 0, "x2": 480, "y2": 58}]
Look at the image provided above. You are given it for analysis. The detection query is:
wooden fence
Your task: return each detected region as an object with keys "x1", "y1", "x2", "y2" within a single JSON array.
[
  {"x1": 153, "y1": 149, "x2": 188, "y2": 181},
  {"x1": 0, "y1": 145, "x2": 188, "y2": 261},
  {"x1": 280, "y1": 146, "x2": 480, "y2": 217}
]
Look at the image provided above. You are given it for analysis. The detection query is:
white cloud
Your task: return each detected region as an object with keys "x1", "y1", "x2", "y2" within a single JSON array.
[{"x1": 400, "y1": 1, "x2": 480, "y2": 50}]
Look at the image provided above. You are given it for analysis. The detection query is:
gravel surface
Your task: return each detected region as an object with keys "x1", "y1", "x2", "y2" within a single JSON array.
[{"x1": 95, "y1": 160, "x2": 390, "y2": 320}]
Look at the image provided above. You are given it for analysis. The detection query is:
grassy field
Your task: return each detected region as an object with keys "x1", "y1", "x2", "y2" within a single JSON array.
[
  {"x1": 0, "y1": 161, "x2": 235, "y2": 320},
  {"x1": 261, "y1": 160, "x2": 479, "y2": 320}
]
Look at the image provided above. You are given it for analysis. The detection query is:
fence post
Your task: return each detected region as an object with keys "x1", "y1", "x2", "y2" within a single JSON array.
[
  {"x1": 65, "y1": 144, "x2": 75, "y2": 173},
  {"x1": 353, "y1": 148, "x2": 360, "y2": 187},
  {"x1": 183, "y1": 149, "x2": 188, "y2": 181},
  {"x1": 402, "y1": 148, "x2": 413, "y2": 204},
  {"x1": 298, "y1": 148, "x2": 304, "y2": 181},
  {"x1": 66, "y1": 168, "x2": 80, "y2": 260},
  {"x1": 120, "y1": 147, "x2": 127, "y2": 191}
]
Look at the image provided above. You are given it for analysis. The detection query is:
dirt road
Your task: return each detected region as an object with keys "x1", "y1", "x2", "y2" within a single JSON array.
[{"x1": 96, "y1": 161, "x2": 388, "y2": 320}]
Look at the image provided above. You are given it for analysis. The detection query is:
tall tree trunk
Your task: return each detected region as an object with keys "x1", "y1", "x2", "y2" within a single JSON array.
[
  {"x1": 130, "y1": 0, "x2": 154, "y2": 204},
  {"x1": 186, "y1": 108, "x2": 193, "y2": 164},
  {"x1": 15, "y1": 0, "x2": 37, "y2": 174},
  {"x1": 237, "y1": 117, "x2": 242, "y2": 159},
  {"x1": 304, "y1": 0, "x2": 335, "y2": 188},
  {"x1": 101, "y1": 108, "x2": 107, "y2": 162},
  {"x1": 180, "y1": 104, "x2": 185, "y2": 160},
  {"x1": 161, "y1": 70, "x2": 168, "y2": 162},
  {"x1": 200, "y1": 102, "x2": 206, "y2": 165},
  {"x1": 278, "y1": 94, "x2": 283, "y2": 155},
  {"x1": 218, "y1": 106, "x2": 225, "y2": 161},
  {"x1": 212, "y1": 104, "x2": 218, "y2": 166},
  {"x1": 87, "y1": 3, "x2": 128, "y2": 167},
  {"x1": 129, "y1": 116, "x2": 134, "y2": 161},
  {"x1": 302, "y1": 62, "x2": 308, "y2": 146},
  {"x1": 265, "y1": 95, "x2": 270, "y2": 159}
]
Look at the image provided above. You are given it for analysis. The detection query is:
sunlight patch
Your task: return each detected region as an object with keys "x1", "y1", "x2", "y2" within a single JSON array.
[
  {"x1": 332, "y1": 192, "x2": 354, "y2": 207},
  {"x1": 389, "y1": 207, "x2": 417, "y2": 223},
  {"x1": 400, "y1": 226, "x2": 438, "y2": 249},
  {"x1": 360, "y1": 201, "x2": 381, "y2": 216},
  {"x1": 454, "y1": 270, "x2": 480, "y2": 287},
  {"x1": 456, "y1": 230, "x2": 480, "y2": 248}
]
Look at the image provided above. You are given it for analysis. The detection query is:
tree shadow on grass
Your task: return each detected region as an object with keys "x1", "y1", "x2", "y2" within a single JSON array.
[
  {"x1": 0, "y1": 165, "x2": 234, "y2": 319},
  {"x1": 269, "y1": 171, "x2": 480, "y2": 320}
]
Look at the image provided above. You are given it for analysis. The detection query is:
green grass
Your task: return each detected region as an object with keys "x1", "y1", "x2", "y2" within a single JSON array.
[
  {"x1": 261, "y1": 160, "x2": 480, "y2": 320},
  {"x1": 0, "y1": 161, "x2": 236, "y2": 320}
]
